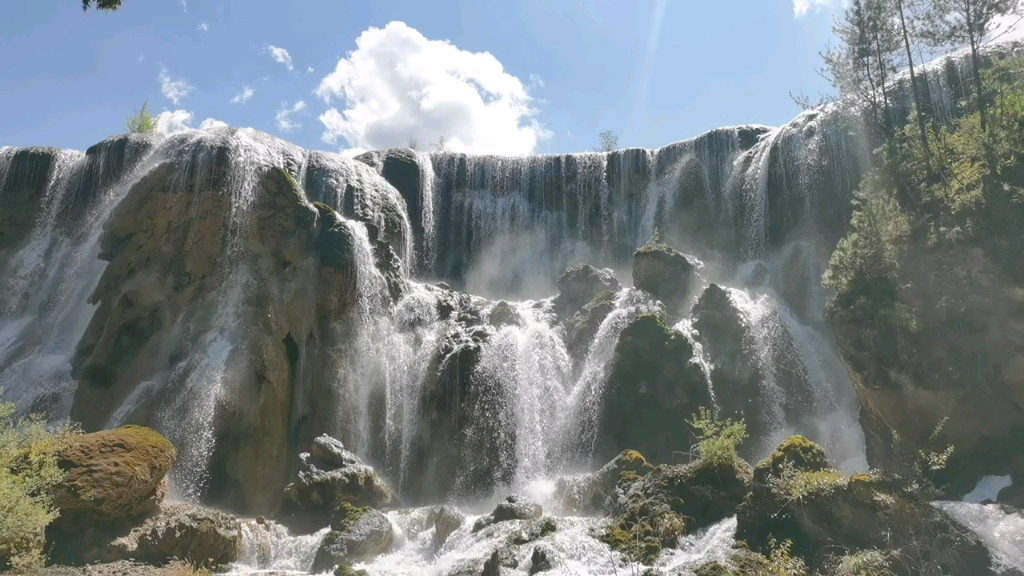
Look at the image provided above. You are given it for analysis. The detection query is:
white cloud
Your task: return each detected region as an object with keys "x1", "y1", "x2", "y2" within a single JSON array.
[
  {"x1": 137, "y1": 55, "x2": 146, "y2": 63},
  {"x1": 529, "y1": 74, "x2": 545, "y2": 89},
  {"x1": 231, "y1": 85, "x2": 255, "y2": 105},
  {"x1": 200, "y1": 118, "x2": 228, "y2": 130},
  {"x1": 793, "y1": 0, "x2": 835, "y2": 17},
  {"x1": 307, "y1": 66, "x2": 315, "y2": 74},
  {"x1": 158, "y1": 67, "x2": 193, "y2": 105},
  {"x1": 315, "y1": 21, "x2": 549, "y2": 155},
  {"x1": 179, "y1": 0, "x2": 187, "y2": 12},
  {"x1": 196, "y1": 22, "x2": 209, "y2": 32},
  {"x1": 267, "y1": 45, "x2": 294, "y2": 71},
  {"x1": 276, "y1": 100, "x2": 307, "y2": 132},
  {"x1": 156, "y1": 110, "x2": 194, "y2": 134}
]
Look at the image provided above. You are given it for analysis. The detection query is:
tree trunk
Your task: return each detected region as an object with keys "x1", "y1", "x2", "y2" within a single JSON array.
[{"x1": 895, "y1": 0, "x2": 931, "y2": 168}]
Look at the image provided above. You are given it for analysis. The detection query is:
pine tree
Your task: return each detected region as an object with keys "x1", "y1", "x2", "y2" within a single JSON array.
[
  {"x1": 920, "y1": 0, "x2": 1024, "y2": 134},
  {"x1": 82, "y1": 0, "x2": 123, "y2": 10}
]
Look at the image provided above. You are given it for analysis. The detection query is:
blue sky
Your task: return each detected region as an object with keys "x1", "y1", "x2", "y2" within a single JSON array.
[{"x1": 0, "y1": 0, "x2": 843, "y2": 154}]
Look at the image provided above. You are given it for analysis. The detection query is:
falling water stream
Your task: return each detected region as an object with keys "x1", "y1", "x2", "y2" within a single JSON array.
[{"x1": 2, "y1": 50, "x2": 1019, "y2": 572}]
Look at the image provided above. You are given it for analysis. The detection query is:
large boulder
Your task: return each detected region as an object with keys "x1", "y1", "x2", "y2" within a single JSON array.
[
  {"x1": 632, "y1": 241, "x2": 700, "y2": 315},
  {"x1": 601, "y1": 454, "x2": 752, "y2": 564},
  {"x1": 554, "y1": 449, "x2": 653, "y2": 515},
  {"x1": 52, "y1": 426, "x2": 176, "y2": 524},
  {"x1": 561, "y1": 290, "x2": 618, "y2": 363},
  {"x1": 736, "y1": 436, "x2": 992, "y2": 576},
  {"x1": 595, "y1": 314, "x2": 712, "y2": 463},
  {"x1": 97, "y1": 502, "x2": 241, "y2": 567},
  {"x1": 555, "y1": 264, "x2": 620, "y2": 314},
  {"x1": 312, "y1": 504, "x2": 394, "y2": 573},
  {"x1": 473, "y1": 495, "x2": 543, "y2": 532},
  {"x1": 284, "y1": 436, "x2": 394, "y2": 513}
]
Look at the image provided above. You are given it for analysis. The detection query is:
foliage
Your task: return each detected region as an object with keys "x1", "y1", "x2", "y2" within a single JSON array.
[
  {"x1": 832, "y1": 549, "x2": 894, "y2": 576},
  {"x1": 82, "y1": 0, "x2": 123, "y2": 10},
  {"x1": 696, "y1": 540, "x2": 807, "y2": 576},
  {"x1": 126, "y1": 100, "x2": 159, "y2": 135},
  {"x1": 431, "y1": 135, "x2": 448, "y2": 153},
  {"x1": 889, "y1": 416, "x2": 955, "y2": 494},
  {"x1": 0, "y1": 391, "x2": 76, "y2": 569},
  {"x1": 686, "y1": 407, "x2": 747, "y2": 467},
  {"x1": 596, "y1": 130, "x2": 618, "y2": 152},
  {"x1": 768, "y1": 464, "x2": 847, "y2": 505}
]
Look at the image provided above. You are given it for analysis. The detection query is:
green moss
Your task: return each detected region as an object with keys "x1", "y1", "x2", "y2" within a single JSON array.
[
  {"x1": 331, "y1": 502, "x2": 370, "y2": 533},
  {"x1": 753, "y1": 436, "x2": 829, "y2": 484}
]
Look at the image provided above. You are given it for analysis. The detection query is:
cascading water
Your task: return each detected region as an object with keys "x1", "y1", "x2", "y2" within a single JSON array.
[{"x1": 9, "y1": 47, "x2": 1021, "y2": 570}]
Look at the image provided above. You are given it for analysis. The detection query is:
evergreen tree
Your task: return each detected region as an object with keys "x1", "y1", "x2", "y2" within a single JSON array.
[
  {"x1": 895, "y1": 0, "x2": 934, "y2": 168},
  {"x1": 82, "y1": 0, "x2": 123, "y2": 10},
  {"x1": 920, "y1": 0, "x2": 1024, "y2": 134}
]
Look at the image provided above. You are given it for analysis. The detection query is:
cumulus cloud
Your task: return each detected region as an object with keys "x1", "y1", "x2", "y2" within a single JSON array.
[
  {"x1": 315, "y1": 21, "x2": 549, "y2": 155},
  {"x1": 267, "y1": 45, "x2": 294, "y2": 71},
  {"x1": 231, "y1": 85, "x2": 255, "y2": 105},
  {"x1": 156, "y1": 110, "x2": 194, "y2": 134},
  {"x1": 276, "y1": 101, "x2": 307, "y2": 132},
  {"x1": 793, "y1": 0, "x2": 836, "y2": 16},
  {"x1": 158, "y1": 67, "x2": 193, "y2": 105}
]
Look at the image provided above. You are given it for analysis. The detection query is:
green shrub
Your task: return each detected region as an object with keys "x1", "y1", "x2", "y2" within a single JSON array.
[
  {"x1": 832, "y1": 549, "x2": 894, "y2": 576},
  {"x1": 0, "y1": 392, "x2": 76, "y2": 569},
  {"x1": 126, "y1": 100, "x2": 159, "y2": 134},
  {"x1": 686, "y1": 407, "x2": 747, "y2": 467}
]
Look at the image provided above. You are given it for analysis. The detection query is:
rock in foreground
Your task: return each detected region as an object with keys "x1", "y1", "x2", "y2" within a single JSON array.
[{"x1": 312, "y1": 504, "x2": 394, "y2": 573}]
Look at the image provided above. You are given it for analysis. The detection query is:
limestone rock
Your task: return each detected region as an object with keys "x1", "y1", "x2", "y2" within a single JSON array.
[
  {"x1": 554, "y1": 450, "x2": 653, "y2": 515},
  {"x1": 596, "y1": 314, "x2": 712, "y2": 464},
  {"x1": 530, "y1": 545, "x2": 554, "y2": 574},
  {"x1": 104, "y1": 502, "x2": 241, "y2": 567},
  {"x1": 473, "y1": 495, "x2": 543, "y2": 532},
  {"x1": 601, "y1": 454, "x2": 751, "y2": 563},
  {"x1": 488, "y1": 300, "x2": 523, "y2": 328},
  {"x1": 555, "y1": 264, "x2": 620, "y2": 314},
  {"x1": 312, "y1": 504, "x2": 394, "y2": 572},
  {"x1": 632, "y1": 242, "x2": 699, "y2": 315},
  {"x1": 428, "y1": 505, "x2": 466, "y2": 549},
  {"x1": 736, "y1": 436, "x2": 991, "y2": 576},
  {"x1": 52, "y1": 426, "x2": 176, "y2": 524},
  {"x1": 310, "y1": 434, "x2": 362, "y2": 469},
  {"x1": 561, "y1": 290, "x2": 618, "y2": 363},
  {"x1": 285, "y1": 440, "x2": 394, "y2": 512}
]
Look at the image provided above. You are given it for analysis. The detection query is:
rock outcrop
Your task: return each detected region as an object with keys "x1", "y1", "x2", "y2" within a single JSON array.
[
  {"x1": 554, "y1": 264, "x2": 621, "y2": 314},
  {"x1": 831, "y1": 245, "x2": 1024, "y2": 493},
  {"x1": 284, "y1": 435, "x2": 394, "y2": 516},
  {"x1": 51, "y1": 426, "x2": 176, "y2": 525},
  {"x1": 632, "y1": 241, "x2": 700, "y2": 316},
  {"x1": 472, "y1": 495, "x2": 544, "y2": 532},
  {"x1": 596, "y1": 314, "x2": 712, "y2": 463},
  {"x1": 312, "y1": 504, "x2": 394, "y2": 573},
  {"x1": 736, "y1": 436, "x2": 992, "y2": 576}
]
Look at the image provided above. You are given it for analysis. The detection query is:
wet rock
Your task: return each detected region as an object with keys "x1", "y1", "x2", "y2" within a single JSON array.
[
  {"x1": 48, "y1": 501, "x2": 241, "y2": 568},
  {"x1": 736, "y1": 436, "x2": 991, "y2": 576},
  {"x1": 691, "y1": 284, "x2": 817, "y2": 459},
  {"x1": 284, "y1": 438, "x2": 394, "y2": 512},
  {"x1": 310, "y1": 434, "x2": 362, "y2": 469},
  {"x1": 489, "y1": 300, "x2": 523, "y2": 328},
  {"x1": 428, "y1": 505, "x2": 466, "y2": 549},
  {"x1": 354, "y1": 148, "x2": 427, "y2": 272},
  {"x1": 0, "y1": 147, "x2": 61, "y2": 252},
  {"x1": 51, "y1": 426, "x2": 176, "y2": 525},
  {"x1": 561, "y1": 290, "x2": 618, "y2": 363},
  {"x1": 554, "y1": 450, "x2": 653, "y2": 515},
  {"x1": 481, "y1": 545, "x2": 519, "y2": 576},
  {"x1": 509, "y1": 518, "x2": 557, "y2": 545},
  {"x1": 473, "y1": 495, "x2": 543, "y2": 532},
  {"x1": 632, "y1": 241, "x2": 699, "y2": 315},
  {"x1": 555, "y1": 264, "x2": 620, "y2": 314},
  {"x1": 529, "y1": 545, "x2": 554, "y2": 573},
  {"x1": 596, "y1": 314, "x2": 712, "y2": 464},
  {"x1": 997, "y1": 484, "x2": 1024, "y2": 508},
  {"x1": 602, "y1": 454, "x2": 751, "y2": 564},
  {"x1": 312, "y1": 504, "x2": 394, "y2": 572},
  {"x1": 102, "y1": 502, "x2": 241, "y2": 567}
]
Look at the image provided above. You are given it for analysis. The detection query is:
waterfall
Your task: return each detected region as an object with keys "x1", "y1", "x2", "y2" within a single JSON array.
[{"x1": 933, "y1": 502, "x2": 1024, "y2": 573}]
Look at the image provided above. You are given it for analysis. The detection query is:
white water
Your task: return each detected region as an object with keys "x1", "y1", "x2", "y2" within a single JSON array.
[{"x1": 934, "y1": 502, "x2": 1024, "y2": 573}]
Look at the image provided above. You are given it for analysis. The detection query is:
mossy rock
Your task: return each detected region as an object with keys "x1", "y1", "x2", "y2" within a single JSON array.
[
  {"x1": 555, "y1": 264, "x2": 620, "y2": 314},
  {"x1": 488, "y1": 301, "x2": 523, "y2": 328},
  {"x1": 602, "y1": 456, "x2": 752, "y2": 564},
  {"x1": 312, "y1": 505, "x2": 393, "y2": 572},
  {"x1": 554, "y1": 449, "x2": 654, "y2": 515},
  {"x1": 52, "y1": 425, "x2": 176, "y2": 524},
  {"x1": 563, "y1": 290, "x2": 619, "y2": 362},
  {"x1": 736, "y1": 437, "x2": 991, "y2": 576},
  {"x1": 632, "y1": 242, "x2": 699, "y2": 314},
  {"x1": 751, "y1": 435, "x2": 829, "y2": 485}
]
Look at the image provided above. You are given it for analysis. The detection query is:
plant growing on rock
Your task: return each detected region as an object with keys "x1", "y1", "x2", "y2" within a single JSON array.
[
  {"x1": 0, "y1": 391, "x2": 77, "y2": 569},
  {"x1": 686, "y1": 407, "x2": 748, "y2": 466},
  {"x1": 126, "y1": 100, "x2": 158, "y2": 135}
]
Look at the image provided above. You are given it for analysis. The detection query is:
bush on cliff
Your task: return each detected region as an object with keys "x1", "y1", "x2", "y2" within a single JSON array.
[{"x1": 0, "y1": 392, "x2": 77, "y2": 569}]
